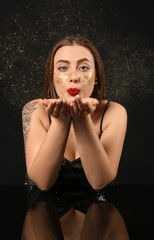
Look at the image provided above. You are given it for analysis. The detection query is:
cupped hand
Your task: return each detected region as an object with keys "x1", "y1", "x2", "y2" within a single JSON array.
[
  {"x1": 42, "y1": 99, "x2": 70, "y2": 120},
  {"x1": 70, "y1": 95, "x2": 99, "y2": 118}
]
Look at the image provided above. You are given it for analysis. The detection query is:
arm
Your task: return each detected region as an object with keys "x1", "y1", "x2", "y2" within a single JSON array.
[
  {"x1": 72, "y1": 99, "x2": 127, "y2": 190},
  {"x1": 22, "y1": 99, "x2": 71, "y2": 191}
]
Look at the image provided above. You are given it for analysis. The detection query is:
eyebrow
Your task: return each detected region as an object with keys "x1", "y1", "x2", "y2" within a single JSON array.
[{"x1": 56, "y1": 58, "x2": 90, "y2": 64}]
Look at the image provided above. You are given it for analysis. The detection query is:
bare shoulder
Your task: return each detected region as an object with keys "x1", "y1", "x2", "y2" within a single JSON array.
[
  {"x1": 22, "y1": 99, "x2": 43, "y2": 114},
  {"x1": 22, "y1": 99, "x2": 49, "y2": 138},
  {"x1": 108, "y1": 101, "x2": 127, "y2": 114},
  {"x1": 106, "y1": 100, "x2": 127, "y2": 125},
  {"x1": 22, "y1": 98, "x2": 48, "y2": 119},
  {"x1": 100, "y1": 100, "x2": 127, "y2": 131}
]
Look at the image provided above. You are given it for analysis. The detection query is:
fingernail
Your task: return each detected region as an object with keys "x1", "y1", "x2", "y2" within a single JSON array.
[{"x1": 76, "y1": 95, "x2": 80, "y2": 100}]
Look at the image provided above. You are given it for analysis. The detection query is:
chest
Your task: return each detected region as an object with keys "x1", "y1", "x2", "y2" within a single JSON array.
[{"x1": 64, "y1": 120, "x2": 101, "y2": 161}]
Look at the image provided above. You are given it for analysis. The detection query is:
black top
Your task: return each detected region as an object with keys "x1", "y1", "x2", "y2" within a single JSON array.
[{"x1": 25, "y1": 100, "x2": 111, "y2": 216}]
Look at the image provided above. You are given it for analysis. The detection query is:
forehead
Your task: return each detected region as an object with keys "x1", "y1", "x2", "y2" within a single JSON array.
[{"x1": 54, "y1": 44, "x2": 94, "y2": 63}]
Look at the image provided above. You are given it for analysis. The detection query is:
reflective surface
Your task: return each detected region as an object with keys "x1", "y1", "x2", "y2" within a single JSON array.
[
  {"x1": 22, "y1": 200, "x2": 129, "y2": 240},
  {"x1": 0, "y1": 185, "x2": 153, "y2": 239}
]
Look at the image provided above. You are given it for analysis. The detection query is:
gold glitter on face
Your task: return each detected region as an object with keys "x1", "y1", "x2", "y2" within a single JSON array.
[
  {"x1": 54, "y1": 73, "x2": 69, "y2": 83},
  {"x1": 54, "y1": 71, "x2": 95, "y2": 84},
  {"x1": 81, "y1": 72, "x2": 94, "y2": 84}
]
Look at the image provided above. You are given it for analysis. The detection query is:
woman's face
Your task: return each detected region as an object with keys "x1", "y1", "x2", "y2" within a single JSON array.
[{"x1": 53, "y1": 44, "x2": 96, "y2": 101}]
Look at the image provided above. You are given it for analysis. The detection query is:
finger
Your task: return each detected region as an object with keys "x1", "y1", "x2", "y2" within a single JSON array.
[
  {"x1": 83, "y1": 98, "x2": 98, "y2": 106},
  {"x1": 52, "y1": 99, "x2": 62, "y2": 117},
  {"x1": 60, "y1": 101, "x2": 69, "y2": 116},
  {"x1": 84, "y1": 102, "x2": 92, "y2": 114},
  {"x1": 65, "y1": 102, "x2": 71, "y2": 115},
  {"x1": 46, "y1": 101, "x2": 56, "y2": 115},
  {"x1": 70, "y1": 102, "x2": 75, "y2": 117},
  {"x1": 90, "y1": 99, "x2": 99, "y2": 106},
  {"x1": 75, "y1": 95, "x2": 85, "y2": 112},
  {"x1": 72, "y1": 98, "x2": 80, "y2": 115},
  {"x1": 42, "y1": 99, "x2": 50, "y2": 106},
  {"x1": 42, "y1": 99, "x2": 56, "y2": 107}
]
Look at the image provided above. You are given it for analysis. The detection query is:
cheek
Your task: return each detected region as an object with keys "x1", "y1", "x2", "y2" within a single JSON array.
[
  {"x1": 80, "y1": 72, "x2": 95, "y2": 84},
  {"x1": 81, "y1": 75, "x2": 95, "y2": 98},
  {"x1": 54, "y1": 73, "x2": 69, "y2": 84}
]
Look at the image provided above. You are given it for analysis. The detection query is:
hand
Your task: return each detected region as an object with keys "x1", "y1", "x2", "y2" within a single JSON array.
[
  {"x1": 70, "y1": 95, "x2": 99, "y2": 118},
  {"x1": 42, "y1": 99, "x2": 70, "y2": 120}
]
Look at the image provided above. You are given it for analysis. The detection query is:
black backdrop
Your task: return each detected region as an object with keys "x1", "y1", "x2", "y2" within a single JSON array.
[{"x1": 0, "y1": 0, "x2": 153, "y2": 185}]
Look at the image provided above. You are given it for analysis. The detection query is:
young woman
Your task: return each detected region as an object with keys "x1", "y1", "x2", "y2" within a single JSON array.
[{"x1": 22, "y1": 36, "x2": 127, "y2": 193}]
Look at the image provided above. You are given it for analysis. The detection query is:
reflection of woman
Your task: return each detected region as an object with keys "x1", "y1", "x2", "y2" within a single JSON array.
[
  {"x1": 22, "y1": 36, "x2": 127, "y2": 193},
  {"x1": 22, "y1": 199, "x2": 129, "y2": 240}
]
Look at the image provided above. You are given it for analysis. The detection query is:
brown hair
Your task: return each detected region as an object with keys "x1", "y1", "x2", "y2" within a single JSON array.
[{"x1": 42, "y1": 36, "x2": 107, "y2": 101}]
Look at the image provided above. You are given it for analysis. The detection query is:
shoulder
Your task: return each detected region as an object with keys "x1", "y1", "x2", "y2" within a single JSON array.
[
  {"x1": 22, "y1": 99, "x2": 42, "y2": 112},
  {"x1": 22, "y1": 99, "x2": 47, "y2": 116},
  {"x1": 99, "y1": 100, "x2": 127, "y2": 130},
  {"x1": 22, "y1": 99, "x2": 49, "y2": 129},
  {"x1": 108, "y1": 101, "x2": 127, "y2": 116},
  {"x1": 107, "y1": 101, "x2": 127, "y2": 129},
  {"x1": 99, "y1": 100, "x2": 127, "y2": 116}
]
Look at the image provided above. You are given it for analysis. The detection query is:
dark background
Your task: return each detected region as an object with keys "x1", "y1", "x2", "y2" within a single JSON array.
[{"x1": 0, "y1": 0, "x2": 153, "y2": 185}]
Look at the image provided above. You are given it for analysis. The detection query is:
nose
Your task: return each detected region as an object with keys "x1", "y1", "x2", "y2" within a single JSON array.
[{"x1": 69, "y1": 73, "x2": 80, "y2": 83}]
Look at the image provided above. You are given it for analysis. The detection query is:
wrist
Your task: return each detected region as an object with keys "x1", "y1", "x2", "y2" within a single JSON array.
[
  {"x1": 51, "y1": 116, "x2": 71, "y2": 126},
  {"x1": 72, "y1": 114, "x2": 91, "y2": 125}
]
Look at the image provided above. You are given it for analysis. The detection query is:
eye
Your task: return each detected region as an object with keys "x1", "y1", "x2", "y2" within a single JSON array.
[
  {"x1": 79, "y1": 66, "x2": 89, "y2": 71},
  {"x1": 58, "y1": 66, "x2": 67, "y2": 71}
]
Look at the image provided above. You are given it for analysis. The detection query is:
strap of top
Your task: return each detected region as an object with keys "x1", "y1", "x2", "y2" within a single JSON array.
[
  {"x1": 49, "y1": 115, "x2": 51, "y2": 124},
  {"x1": 98, "y1": 100, "x2": 110, "y2": 139}
]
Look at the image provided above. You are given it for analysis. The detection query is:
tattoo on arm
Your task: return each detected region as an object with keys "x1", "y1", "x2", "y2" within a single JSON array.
[{"x1": 22, "y1": 101, "x2": 38, "y2": 144}]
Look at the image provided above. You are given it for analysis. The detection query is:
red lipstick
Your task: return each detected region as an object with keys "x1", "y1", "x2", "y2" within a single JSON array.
[{"x1": 67, "y1": 88, "x2": 80, "y2": 96}]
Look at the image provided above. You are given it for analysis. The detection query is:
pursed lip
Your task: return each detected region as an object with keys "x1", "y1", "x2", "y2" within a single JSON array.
[{"x1": 67, "y1": 88, "x2": 80, "y2": 96}]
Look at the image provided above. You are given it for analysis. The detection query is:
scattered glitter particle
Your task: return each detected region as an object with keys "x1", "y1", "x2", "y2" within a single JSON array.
[{"x1": 0, "y1": 0, "x2": 153, "y2": 117}]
